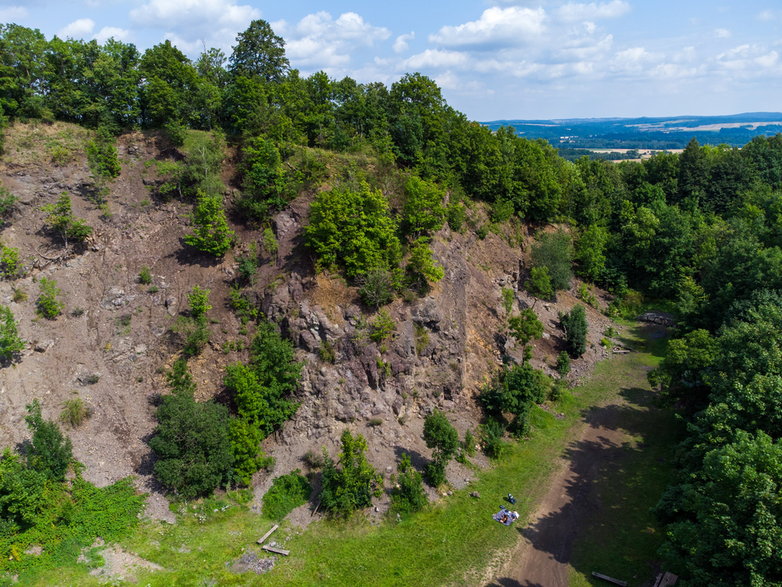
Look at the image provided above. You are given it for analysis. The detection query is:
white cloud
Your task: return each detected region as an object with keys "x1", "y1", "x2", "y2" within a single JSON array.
[
  {"x1": 95, "y1": 26, "x2": 130, "y2": 43},
  {"x1": 131, "y1": 0, "x2": 259, "y2": 53},
  {"x1": 393, "y1": 32, "x2": 414, "y2": 54},
  {"x1": 429, "y1": 6, "x2": 546, "y2": 49},
  {"x1": 757, "y1": 10, "x2": 777, "y2": 22},
  {"x1": 557, "y1": 1, "x2": 629, "y2": 23},
  {"x1": 714, "y1": 28, "x2": 731, "y2": 39},
  {"x1": 58, "y1": 18, "x2": 95, "y2": 39},
  {"x1": 402, "y1": 49, "x2": 468, "y2": 70},
  {"x1": 279, "y1": 11, "x2": 390, "y2": 71},
  {"x1": 0, "y1": 6, "x2": 27, "y2": 22}
]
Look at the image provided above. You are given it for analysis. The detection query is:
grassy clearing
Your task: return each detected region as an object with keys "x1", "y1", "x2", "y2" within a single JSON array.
[
  {"x1": 569, "y1": 323, "x2": 678, "y2": 586},
  {"x1": 25, "y1": 323, "x2": 673, "y2": 586}
]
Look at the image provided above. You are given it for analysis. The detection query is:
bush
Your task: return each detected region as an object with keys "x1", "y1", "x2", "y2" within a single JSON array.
[
  {"x1": 508, "y1": 308, "x2": 544, "y2": 348},
  {"x1": 262, "y1": 470, "x2": 311, "y2": 521},
  {"x1": 86, "y1": 127, "x2": 121, "y2": 180},
  {"x1": 41, "y1": 193, "x2": 92, "y2": 245},
  {"x1": 423, "y1": 410, "x2": 459, "y2": 486},
  {"x1": 188, "y1": 285, "x2": 212, "y2": 320},
  {"x1": 184, "y1": 190, "x2": 234, "y2": 256},
  {"x1": 402, "y1": 176, "x2": 445, "y2": 237},
  {"x1": 320, "y1": 430, "x2": 382, "y2": 518},
  {"x1": 481, "y1": 419, "x2": 508, "y2": 459},
  {"x1": 0, "y1": 304, "x2": 25, "y2": 361},
  {"x1": 531, "y1": 229, "x2": 573, "y2": 292},
  {"x1": 525, "y1": 266, "x2": 554, "y2": 300},
  {"x1": 446, "y1": 201, "x2": 466, "y2": 232},
  {"x1": 358, "y1": 268, "x2": 396, "y2": 309},
  {"x1": 405, "y1": 237, "x2": 444, "y2": 294},
  {"x1": 369, "y1": 309, "x2": 396, "y2": 343},
  {"x1": 24, "y1": 399, "x2": 73, "y2": 482},
  {"x1": 556, "y1": 351, "x2": 571, "y2": 377},
  {"x1": 501, "y1": 287, "x2": 515, "y2": 314},
  {"x1": 305, "y1": 182, "x2": 401, "y2": 279},
  {"x1": 36, "y1": 277, "x2": 64, "y2": 319},
  {"x1": 0, "y1": 187, "x2": 18, "y2": 219},
  {"x1": 390, "y1": 453, "x2": 427, "y2": 516},
  {"x1": 560, "y1": 305, "x2": 588, "y2": 358},
  {"x1": 0, "y1": 244, "x2": 22, "y2": 278}
]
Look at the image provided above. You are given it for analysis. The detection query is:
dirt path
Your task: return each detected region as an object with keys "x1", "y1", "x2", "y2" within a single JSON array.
[{"x1": 488, "y1": 391, "x2": 641, "y2": 587}]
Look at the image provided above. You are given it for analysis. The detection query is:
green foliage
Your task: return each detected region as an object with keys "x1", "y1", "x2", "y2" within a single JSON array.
[
  {"x1": 24, "y1": 400, "x2": 73, "y2": 482},
  {"x1": 187, "y1": 285, "x2": 211, "y2": 320},
  {"x1": 59, "y1": 398, "x2": 90, "y2": 428},
  {"x1": 525, "y1": 266, "x2": 554, "y2": 300},
  {"x1": 262, "y1": 227, "x2": 278, "y2": 258},
  {"x1": 390, "y1": 453, "x2": 427, "y2": 516},
  {"x1": 35, "y1": 277, "x2": 63, "y2": 319},
  {"x1": 423, "y1": 410, "x2": 459, "y2": 486},
  {"x1": 402, "y1": 176, "x2": 445, "y2": 236},
  {"x1": 0, "y1": 304, "x2": 24, "y2": 361},
  {"x1": 150, "y1": 391, "x2": 233, "y2": 499},
  {"x1": 137, "y1": 265, "x2": 152, "y2": 285},
  {"x1": 368, "y1": 309, "x2": 396, "y2": 343},
  {"x1": 405, "y1": 237, "x2": 444, "y2": 293},
  {"x1": 446, "y1": 201, "x2": 466, "y2": 232},
  {"x1": 305, "y1": 182, "x2": 401, "y2": 279},
  {"x1": 236, "y1": 244, "x2": 259, "y2": 283},
  {"x1": 224, "y1": 321, "x2": 300, "y2": 482},
  {"x1": 227, "y1": 285, "x2": 258, "y2": 323},
  {"x1": 560, "y1": 305, "x2": 588, "y2": 358},
  {"x1": 86, "y1": 127, "x2": 121, "y2": 179},
  {"x1": 237, "y1": 136, "x2": 284, "y2": 220},
  {"x1": 507, "y1": 308, "x2": 544, "y2": 347},
  {"x1": 0, "y1": 187, "x2": 17, "y2": 220},
  {"x1": 358, "y1": 268, "x2": 396, "y2": 309},
  {"x1": 184, "y1": 190, "x2": 234, "y2": 256},
  {"x1": 320, "y1": 430, "x2": 382, "y2": 518},
  {"x1": 262, "y1": 470, "x2": 311, "y2": 521},
  {"x1": 501, "y1": 287, "x2": 515, "y2": 314},
  {"x1": 479, "y1": 363, "x2": 551, "y2": 436},
  {"x1": 40, "y1": 194, "x2": 92, "y2": 245},
  {"x1": 531, "y1": 230, "x2": 573, "y2": 292},
  {"x1": 414, "y1": 323, "x2": 430, "y2": 355},
  {"x1": 556, "y1": 351, "x2": 571, "y2": 377},
  {"x1": 577, "y1": 283, "x2": 599, "y2": 308},
  {"x1": 480, "y1": 419, "x2": 508, "y2": 459},
  {"x1": 229, "y1": 19, "x2": 290, "y2": 82},
  {"x1": 0, "y1": 244, "x2": 21, "y2": 279},
  {"x1": 166, "y1": 358, "x2": 197, "y2": 395},
  {"x1": 575, "y1": 224, "x2": 609, "y2": 282}
]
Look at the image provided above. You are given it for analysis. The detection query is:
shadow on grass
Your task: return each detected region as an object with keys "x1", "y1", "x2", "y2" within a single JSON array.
[{"x1": 490, "y1": 383, "x2": 664, "y2": 586}]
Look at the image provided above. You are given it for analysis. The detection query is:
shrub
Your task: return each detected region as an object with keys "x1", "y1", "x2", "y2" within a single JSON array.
[
  {"x1": 446, "y1": 201, "x2": 466, "y2": 232},
  {"x1": 414, "y1": 323, "x2": 430, "y2": 354},
  {"x1": 390, "y1": 453, "x2": 427, "y2": 516},
  {"x1": 560, "y1": 305, "x2": 588, "y2": 358},
  {"x1": 24, "y1": 399, "x2": 73, "y2": 481},
  {"x1": 305, "y1": 181, "x2": 401, "y2": 279},
  {"x1": 228, "y1": 286, "x2": 258, "y2": 323},
  {"x1": 86, "y1": 127, "x2": 121, "y2": 180},
  {"x1": 531, "y1": 229, "x2": 573, "y2": 292},
  {"x1": 358, "y1": 268, "x2": 396, "y2": 309},
  {"x1": 320, "y1": 430, "x2": 382, "y2": 518},
  {"x1": 556, "y1": 351, "x2": 571, "y2": 377},
  {"x1": 36, "y1": 277, "x2": 64, "y2": 319},
  {"x1": 406, "y1": 237, "x2": 444, "y2": 294},
  {"x1": 423, "y1": 410, "x2": 459, "y2": 486},
  {"x1": 481, "y1": 419, "x2": 508, "y2": 459},
  {"x1": 402, "y1": 176, "x2": 445, "y2": 237},
  {"x1": 0, "y1": 304, "x2": 24, "y2": 361},
  {"x1": 369, "y1": 309, "x2": 396, "y2": 343},
  {"x1": 501, "y1": 287, "x2": 515, "y2": 314},
  {"x1": 184, "y1": 190, "x2": 234, "y2": 257},
  {"x1": 138, "y1": 266, "x2": 152, "y2": 285},
  {"x1": 0, "y1": 244, "x2": 22, "y2": 279},
  {"x1": 525, "y1": 266, "x2": 554, "y2": 300},
  {"x1": 188, "y1": 285, "x2": 212, "y2": 320},
  {"x1": 41, "y1": 193, "x2": 92, "y2": 244},
  {"x1": 236, "y1": 244, "x2": 258, "y2": 283},
  {"x1": 60, "y1": 398, "x2": 91, "y2": 428},
  {"x1": 0, "y1": 187, "x2": 18, "y2": 219},
  {"x1": 262, "y1": 470, "x2": 311, "y2": 521},
  {"x1": 508, "y1": 308, "x2": 544, "y2": 348}
]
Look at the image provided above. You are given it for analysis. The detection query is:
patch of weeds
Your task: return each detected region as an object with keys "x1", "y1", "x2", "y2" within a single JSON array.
[
  {"x1": 148, "y1": 285, "x2": 159, "y2": 294},
  {"x1": 60, "y1": 398, "x2": 91, "y2": 428},
  {"x1": 376, "y1": 357, "x2": 391, "y2": 379},
  {"x1": 302, "y1": 450, "x2": 325, "y2": 470},
  {"x1": 70, "y1": 308, "x2": 85, "y2": 317},
  {"x1": 228, "y1": 286, "x2": 258, "y2": 323},
  {"x1": 367, "y1": 417, "x2": 383, "y2": 427},
  {"x1": 83, "y1": 373, "x2": 100, "y2": 385},
  {"x1": 262, "y1": 470, "x2": 311, "y2": 521},
  {"x1": 577, "y1": 283, "x2": 599, "y2": 308},
  {"x1": 115, "y1": 314, "x2": 132, "y2": 335},
  {"x1": 318, "y1": 340, "x2": 336, "y2": 363},
  {"x1": 0, "y1": 244, "x2": 23, "y2": 278},
  {"x1": 501, "y1": 287, "x2": 515, "y2": 314},
  {"x1": 414, "y1": 323, "x2": 430, "y2": 355},
  {"x1": 12, "y1": 287, "x2": 27, "y2": 303},
  {"x1": 138, "y1": 266, "x2": 152, "y2": 285}
]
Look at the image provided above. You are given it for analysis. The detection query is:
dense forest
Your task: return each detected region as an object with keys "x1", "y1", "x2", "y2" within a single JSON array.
[{"x1": 2, "y1": 19, "x2": 782, "y2": 585}]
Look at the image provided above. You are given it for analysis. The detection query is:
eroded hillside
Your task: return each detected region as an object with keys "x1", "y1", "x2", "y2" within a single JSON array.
[{"x1": 0, "y1": 122, "x2": 613, "y2": 518}]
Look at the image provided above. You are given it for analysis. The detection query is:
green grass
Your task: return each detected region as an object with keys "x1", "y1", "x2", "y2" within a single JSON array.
[{"x1": 22, "y1": 323, "x2": 675, "y2": 586}]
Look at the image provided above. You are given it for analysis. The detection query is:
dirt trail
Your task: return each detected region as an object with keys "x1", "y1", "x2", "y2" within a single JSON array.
[{"x1": 488, "y1": 390, "x2": 641, "y2": 587}]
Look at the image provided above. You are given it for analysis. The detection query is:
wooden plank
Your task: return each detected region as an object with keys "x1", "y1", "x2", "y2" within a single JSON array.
[
  {"x1": 256, "y1": 524, "x2": 279, "y2": 545},
  {"x1": 591, "y1": 572, "x2": 628, "y2": 587},
  {"x1": 262, "y1": 545, "x2": 290, "y2": 556},
  {"x1": 657, "y1": 572, "x2": 678, "y2": 587}
]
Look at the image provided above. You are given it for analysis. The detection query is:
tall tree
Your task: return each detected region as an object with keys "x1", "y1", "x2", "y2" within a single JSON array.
[{"x1": 229, "y1": 19, "x2": 289, "y2": 82}]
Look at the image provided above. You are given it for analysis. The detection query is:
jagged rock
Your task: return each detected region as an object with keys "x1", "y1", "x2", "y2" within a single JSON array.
[
  {"x1": 101, "y1": 287, "x2": 136, "y2": 309},
  {"x1": 412, "y1": 297, "x2": 442, "y2": 331},
  {"x1": 34, "y1": 340, "x2": 54, "y2": 353}
]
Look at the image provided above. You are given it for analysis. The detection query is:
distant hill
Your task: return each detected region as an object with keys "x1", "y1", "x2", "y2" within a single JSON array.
[{"x1": 483, "y1": 112, "x2": 782, "y2": 149}]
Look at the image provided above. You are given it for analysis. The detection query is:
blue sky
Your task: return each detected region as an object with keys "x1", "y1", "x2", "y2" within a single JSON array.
[{"x1": 3, "y1": 0, "x2": 782, "y2": 121}]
